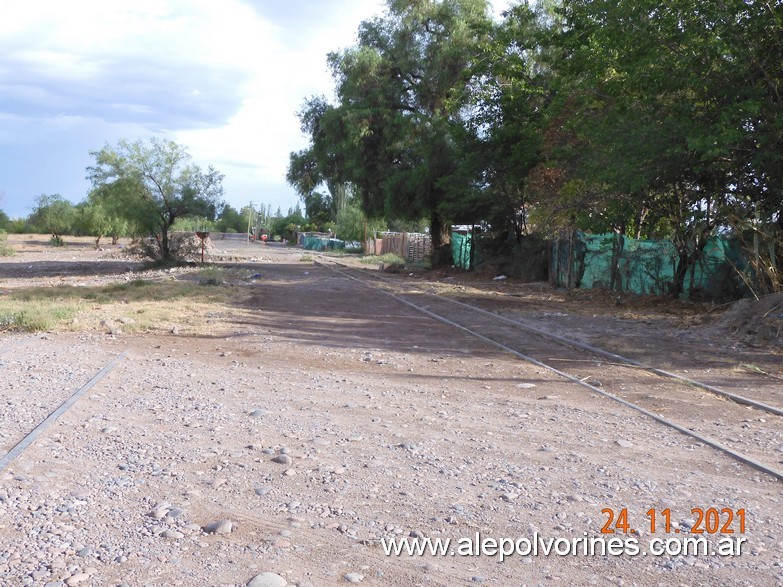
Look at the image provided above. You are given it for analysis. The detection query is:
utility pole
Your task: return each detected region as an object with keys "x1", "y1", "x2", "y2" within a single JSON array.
[{"x1": 247, "y1": 201, "x2": 254, "y2": 242}]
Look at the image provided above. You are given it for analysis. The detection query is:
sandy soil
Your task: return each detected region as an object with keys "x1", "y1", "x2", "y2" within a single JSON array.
[{"x1": 0, "y1": 235, "x2": 780, "y2": 587}]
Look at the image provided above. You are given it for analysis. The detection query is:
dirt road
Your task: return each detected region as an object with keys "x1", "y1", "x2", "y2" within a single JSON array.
[{"x1": 0, "y1": 237, "x2": 780, "y2": 586}]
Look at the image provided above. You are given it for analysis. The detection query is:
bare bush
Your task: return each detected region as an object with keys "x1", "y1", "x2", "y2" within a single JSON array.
[
  {"x1": 127, "y1": 232, "x2": 203, "y2": 265},
  {"x1": 727, "y1": 217, "x2": 782, "y2": 299}
]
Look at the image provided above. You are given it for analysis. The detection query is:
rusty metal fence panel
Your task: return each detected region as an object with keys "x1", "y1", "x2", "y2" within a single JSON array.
[
  {"x1": 406, "y1": 233, "x2": 431, "y2": 263},
  {"x1": 364, "y1": 232, "x2": 431, "y2": 262}
]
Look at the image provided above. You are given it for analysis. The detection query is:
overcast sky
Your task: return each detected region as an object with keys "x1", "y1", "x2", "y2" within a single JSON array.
[{"x1": 0, "y1": 0, "x2": 511, "y2": 219}]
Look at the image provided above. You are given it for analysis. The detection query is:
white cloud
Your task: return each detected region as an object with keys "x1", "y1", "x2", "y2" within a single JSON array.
[
  {"x1": 0, "y1": 0, "x2": 519, "y2": 217},
  {"x1": 176, "y1": 0, "x2": 388, "y2": 199},
  {"x1": 1, "y1": 0, "x2": 274, "y2": 70}
]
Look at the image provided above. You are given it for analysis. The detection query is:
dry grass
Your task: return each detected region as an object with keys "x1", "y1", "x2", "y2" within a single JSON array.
[
  {"x1": 0, "y1": 269, "x2": 258, "y2": 334},
  {"x1": 360, "y1": 253, "x2": 406, "y2": 265},
  {"x1": 0, "y1": 231, "x2": 13, "y2": 257}
]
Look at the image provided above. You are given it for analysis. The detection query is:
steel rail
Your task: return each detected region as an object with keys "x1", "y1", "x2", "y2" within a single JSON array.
[
  {"x1": 0, "y1": 351, "x2": 129, "y2": 472},
  {"x1": 318, "y1": 260, "x2": 783, "y2": 418},
  {"x1": 319, "y1": 261, "x2": 783, "y2": 482},
  {"x1": 431, "y1": 291, "x2": 783, "y2": 417}
]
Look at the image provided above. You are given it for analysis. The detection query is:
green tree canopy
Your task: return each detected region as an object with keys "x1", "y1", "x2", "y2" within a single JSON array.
[
  {"x1": 285, "y1": 0, "x2": 781, "y2": 291},
  {"x1": 543, "y1": 0, "x2": 783, "y2": 294},
  {"x1": 78, "y1": 185, "x2": 134, "y2": 246},
  {"x1": 215, "y1": 204, "x2": 246, "y2": 233},
  {"x1": 87, "y1": 138, "x2": 224, "y2": 262},
  {"x1": 30, "y1": 194, "x2": 76, "y2": 242},
  {"x1": 294, "y1": 0, "x2": 493, "y2": 256}
]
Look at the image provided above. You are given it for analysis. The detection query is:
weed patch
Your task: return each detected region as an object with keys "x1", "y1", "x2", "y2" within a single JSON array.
[
  {"x1": 0, "y1": 232, "x2": 13, "y2": 257},
  {"x1": 360, "y1": 253, "x2": 406, "y2": 266},
  {"x1": 0, "y1": 278, "x2": 246, "y2": 333}
]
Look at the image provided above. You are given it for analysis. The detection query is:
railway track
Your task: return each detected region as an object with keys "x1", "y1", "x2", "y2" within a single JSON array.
[
  {"x1": 315, "y1": 259, "x2": 783, "y2": 482},
  {"x1": 0, "y1": 351, "x2": 128, "y2": 472}
]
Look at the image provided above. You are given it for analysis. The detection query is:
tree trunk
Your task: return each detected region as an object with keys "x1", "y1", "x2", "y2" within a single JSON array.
[
  {"x1": 609, "y1": 225, "x2": 625, "y2": 292},
  {"x1": 671, "y1": 234, "x2": 711, "y2": 299},
  {"x1": 469, "y1": 225, "x2": 476, "y2": 270},
  {"x1": 160, "y1": 226, "x2": 171, "y2": 262},
  {"x1": 634, "y1": 204, "x2": 648, "y2": 240},
  {"x1": 429, "y1": 213, "x2": 442, "y2": 250},
  {"x1": 513, "y1": 207, "x2": 523, "y2": 244},
  {"x1": 671, "y1": 248, "x2": 690, "y2": 299},
  {"x1": 430, "y1": 212, "x2": 451, "y2": 266}
]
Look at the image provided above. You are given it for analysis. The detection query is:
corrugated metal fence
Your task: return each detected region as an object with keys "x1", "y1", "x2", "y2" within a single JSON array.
[{"x1": 364, "y1": 232, "x2": 431, "y2": 263}]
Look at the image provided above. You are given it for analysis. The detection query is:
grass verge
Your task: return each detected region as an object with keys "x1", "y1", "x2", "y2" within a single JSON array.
[
  {"x1": 0, "y1": 269, "x2": 255, "y2": 333},
  {"x1": 360, "y1": 253, "x2": 406, "y2": 266}
]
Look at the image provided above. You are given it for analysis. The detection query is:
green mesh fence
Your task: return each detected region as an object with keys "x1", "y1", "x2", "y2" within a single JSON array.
[
  {"x1": 302, "y1": 236, "x2": 346, "y2": 251},
  {"x1": 452, "y1": 232, "x2": 472, "y2": 269},
  {"x1": 551, "y1": 232, "x2": 741, "y2": 298}
]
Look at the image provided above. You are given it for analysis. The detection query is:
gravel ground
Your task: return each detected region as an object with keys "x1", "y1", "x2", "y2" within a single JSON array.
[{"x1": 0, "y1": 237, "x2": 781, "y2": 586}]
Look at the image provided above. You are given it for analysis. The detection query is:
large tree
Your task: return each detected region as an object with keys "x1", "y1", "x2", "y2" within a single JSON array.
[
  {"x1": 537, "y1": 0, "x2": 783, "y2": 295},
  {"x1": 454, "y1": 2, "x2": 557, "y2": 242},
  {"x1": 77, "y1": 188, "x2": 133, "y2": 247},
  {"x1": 215, "y1": 204, "x2": 246, "y2": 234},
  {"x1": 87, "y1": 138, "x2": 224, "y2": 262},
  {"x1": 297, "y1": 0, "x2": 493, "y2": 257},
  {"x1": 30, "y1": 194, "x2": 76, "y2": 244}
]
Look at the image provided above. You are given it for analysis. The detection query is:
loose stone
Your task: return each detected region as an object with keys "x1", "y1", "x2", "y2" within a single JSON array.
[
  {"x1": 247, "y1": 572, "x2": 287, "y2": 587},
  {"x1": 202, "y1": 520, "x2": 234, "y2": 535}
]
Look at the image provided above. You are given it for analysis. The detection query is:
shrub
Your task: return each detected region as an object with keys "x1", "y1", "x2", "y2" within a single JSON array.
[
  {"x1": 0, "y1": 231, "x2": 13, "y2": 256},
  {"x1": 360, "y1": 253, "x2": 405, "y2": 265},
  {"x1": 0, "y1": 305, "x2": 78, "y2": 332},
  {"x1": 127, "y1": 233, "x2": 201, "y2": 265}
]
